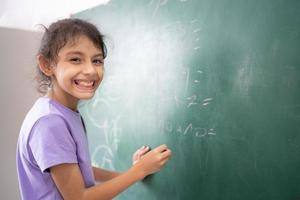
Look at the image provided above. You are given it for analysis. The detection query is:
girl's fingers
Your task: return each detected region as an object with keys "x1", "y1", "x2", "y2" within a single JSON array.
[
  {"x1": 132, "y1": 146, "x2": 150, "y2": 164},
  {"x1": 161, "y1": 149, "x2": 172, "y2": 159},
  {"x1": 133, "y1": 154, "x2": 138, "y2": 161},
  {"x1": 133, "y1": 150, "x2": 139, "y2": 158},
  {"x1": 154, "y1": 144, "x2": 168, "y2": 153},
  {"x1": 139, "y1": 146, "x2": 150, "y2": 155}
]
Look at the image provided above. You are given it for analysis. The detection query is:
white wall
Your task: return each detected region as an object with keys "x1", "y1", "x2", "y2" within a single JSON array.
[
  {"x1": 0, "y1": 27, "x2": 41, "y2": 199},
  {"x1": 0, "y1": 0, "x2": 110, "y2": 31}
]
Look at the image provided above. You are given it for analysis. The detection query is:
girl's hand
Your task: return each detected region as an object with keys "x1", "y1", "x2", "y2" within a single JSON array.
[
  {"x1": 132, "y1": 146, "x2": 150, "y2": 165},
  {"x1": 132, "y1": 144, "x2": 172, "y2": 180}
]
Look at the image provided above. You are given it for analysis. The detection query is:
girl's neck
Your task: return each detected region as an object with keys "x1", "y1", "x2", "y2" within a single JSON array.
[{"x1": 46, "y1": 89, "x2": 79, "y2": 111}]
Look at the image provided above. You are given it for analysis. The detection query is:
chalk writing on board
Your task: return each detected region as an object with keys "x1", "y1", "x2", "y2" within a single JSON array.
[
  {"x1": 202, "y1": 98, "x2": 213, "y2": 106},
  {"x1": 159, "y1": 120, "x2": 216, "y2": 138},
  {"x1": 92, "y1": 144, "x2": 114, "y2": 170},
  {"x1": 187, "y1": 95, "x2": 197, "y2": 108},
  {"x1": 152, "y1": 0, "x2": 169, "y2": 18},
  {"x1": 184, "y1": 68, "x2": 190, "y2": 95},
  {"x1": 90, "y1": 116, "x2": 122, "y2": 170},
  {"x1": 186, "y1": 95, "x2": 214, "y2": 108}
]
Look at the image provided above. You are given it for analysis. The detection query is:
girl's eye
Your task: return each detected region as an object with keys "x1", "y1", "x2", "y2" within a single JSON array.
[
  {"x1": 70, "y1": 58, "x2": 81, "y2": 64},
  {"x1": 93, "y1": 59, "x2": 104, "y2": 65}
]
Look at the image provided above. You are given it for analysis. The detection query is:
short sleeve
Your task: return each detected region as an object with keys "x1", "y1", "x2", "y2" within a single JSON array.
[{"x1": 29, "y1": 114, "x2": 78, "y2": 173}]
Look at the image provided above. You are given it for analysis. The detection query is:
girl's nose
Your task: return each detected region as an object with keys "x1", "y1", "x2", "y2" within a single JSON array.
[{"x1": 82, "y1": 62, "x2": 97, "y2": 75}]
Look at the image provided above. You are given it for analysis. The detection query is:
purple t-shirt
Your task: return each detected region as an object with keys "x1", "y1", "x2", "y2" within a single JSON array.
[{"x1": 16, "y1": 97, "x2": 95, "y2": 200}]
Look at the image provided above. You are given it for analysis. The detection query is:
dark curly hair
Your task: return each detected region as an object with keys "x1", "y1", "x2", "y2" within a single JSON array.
[{"x1": 36, "y1": 18, "x2": 107, "y2": 94}]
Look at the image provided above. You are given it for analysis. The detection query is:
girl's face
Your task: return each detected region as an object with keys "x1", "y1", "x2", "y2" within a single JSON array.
[{"x1": 49, "y1": 35, "x2": 104, "y2": 108}]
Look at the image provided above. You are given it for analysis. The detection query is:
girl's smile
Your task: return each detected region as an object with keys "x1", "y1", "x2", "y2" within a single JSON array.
[{"x1": 73, "y1": 79, "x2": 97, "y2": 91}]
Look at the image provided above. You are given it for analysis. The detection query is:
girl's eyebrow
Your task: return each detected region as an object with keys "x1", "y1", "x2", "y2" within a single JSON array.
[
  {"x1": 93, "y1": 53, "x2": 103, "y2": 58},
  {"x1": 66, "y1": 51, "x2": 84, "y2": 56},
  {"x1": 66, "y1": 51, "x2": 103, "y2": 58}
]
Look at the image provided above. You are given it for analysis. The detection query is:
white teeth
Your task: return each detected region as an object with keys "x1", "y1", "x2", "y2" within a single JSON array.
[{"x1": 74, "y1": 80, "x2": 95, "y2": 87}]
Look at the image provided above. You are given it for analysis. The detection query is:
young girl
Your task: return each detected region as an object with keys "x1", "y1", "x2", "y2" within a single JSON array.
[{"x1": 16, "y1": 18, "x2": 172, "y2": 200}]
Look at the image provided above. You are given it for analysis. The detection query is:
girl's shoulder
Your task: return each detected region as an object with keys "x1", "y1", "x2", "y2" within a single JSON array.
[
  {"x1": 26, "y1": 97, "x2": 80, "y2": 123},
  {"x1": 20, "y1": 98, "x2": 71, "y2": 138}
]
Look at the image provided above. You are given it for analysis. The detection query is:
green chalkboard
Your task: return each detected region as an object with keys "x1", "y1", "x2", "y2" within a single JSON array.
[{"x1": 76, "y1": 0, "x2": 300, "y2": 199}]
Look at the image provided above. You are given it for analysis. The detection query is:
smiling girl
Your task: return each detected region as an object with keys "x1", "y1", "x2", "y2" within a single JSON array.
[{"x1": 16, "y1": 18, "x2": 171, "y2": 200}]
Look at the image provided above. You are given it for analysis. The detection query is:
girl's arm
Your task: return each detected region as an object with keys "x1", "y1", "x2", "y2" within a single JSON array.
[
  {"x1": 50, "y1": 144, "x2": 171, "y2": 200},
  {"x1": 92, "y1": 167, "x2": 122, "y2": 182},
  {"x1": 92, "y1": 146, "x2": 150, "y2": 182}
]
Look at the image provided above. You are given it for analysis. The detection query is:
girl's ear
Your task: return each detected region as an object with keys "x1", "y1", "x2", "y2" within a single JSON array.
[{"x1": 37, "y1": 54, "x2": 54, "y2": 76}]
